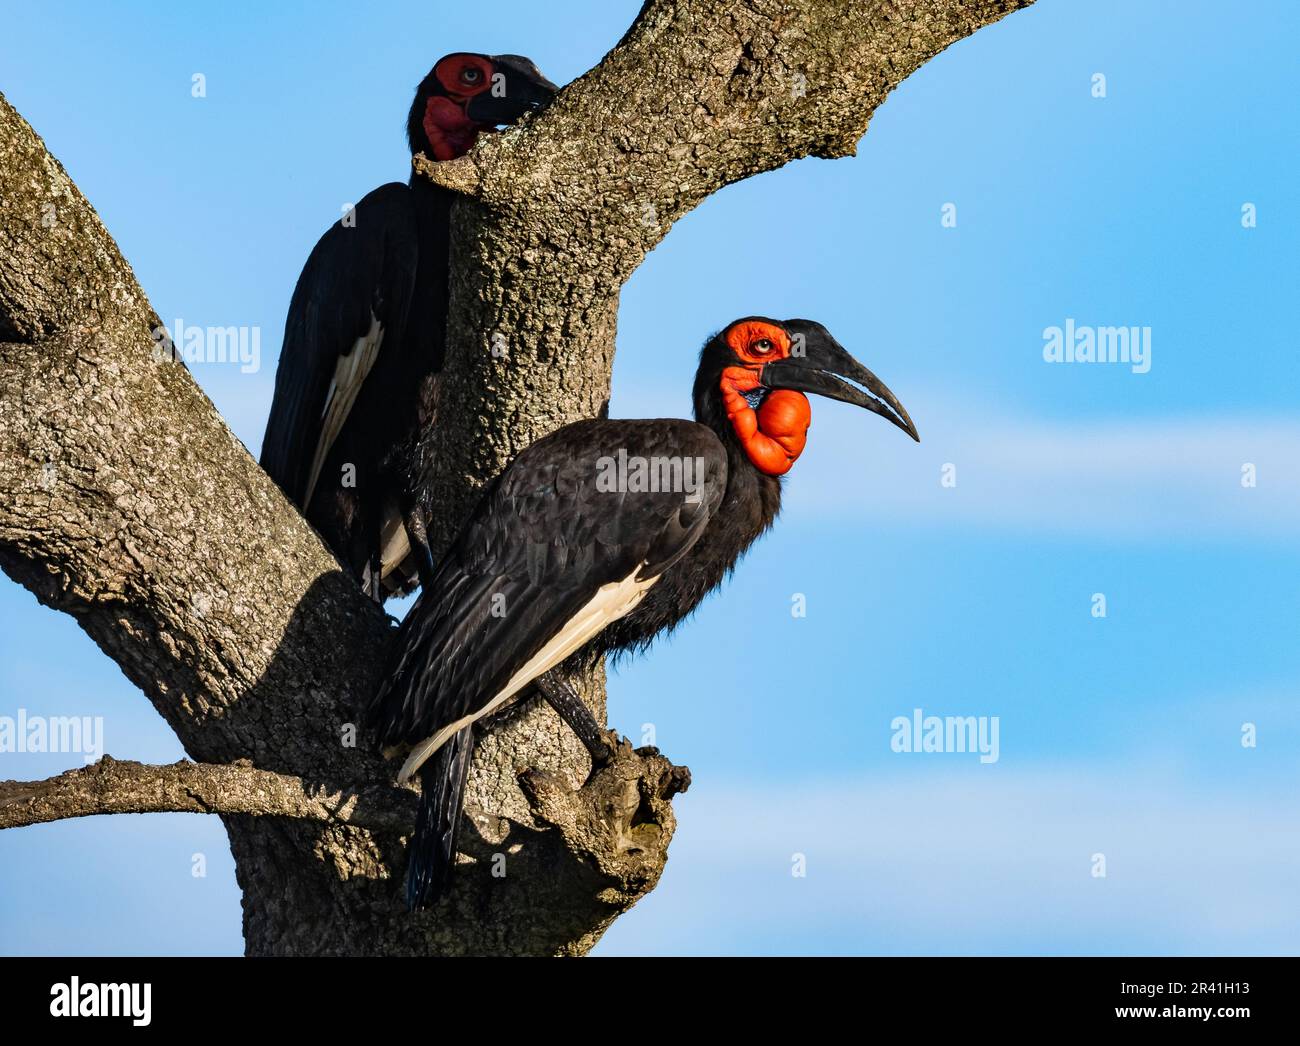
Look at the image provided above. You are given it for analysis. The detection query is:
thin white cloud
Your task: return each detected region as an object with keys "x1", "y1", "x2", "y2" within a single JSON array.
[
  {"x1": 795, "y1": 393, "x2": 1300, "y2": 538},
  {"x1": 596, "y1": 769, "x2": 1300, "y2": 955},
  {"x1": 222, "y1": 368, "x2": 1300, "y2": 540},
  {"x1": 614, "y1": 382, "x2": 1300, "y2": 539}
]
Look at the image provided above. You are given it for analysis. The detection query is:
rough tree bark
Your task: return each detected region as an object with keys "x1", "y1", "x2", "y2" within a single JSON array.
[{"x1": 0, "y1": 0, "x2": 1035, "y2": 955}]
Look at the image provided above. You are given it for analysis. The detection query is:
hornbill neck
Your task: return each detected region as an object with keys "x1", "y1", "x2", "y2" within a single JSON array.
[
  {"x1": 407, "y1": 87, "x2": 482, "y2": 167},
  {"x1": 692, "y1": 365, "x2": 783, "y2": 533}
]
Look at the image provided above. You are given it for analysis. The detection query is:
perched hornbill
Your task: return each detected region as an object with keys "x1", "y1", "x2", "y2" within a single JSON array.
[
  {"x1": 260, "y1": 53, "x2": 557, "y2": 600},
  {"x1": 367, "y1": 317, "x2": 920, "y2": 909}
]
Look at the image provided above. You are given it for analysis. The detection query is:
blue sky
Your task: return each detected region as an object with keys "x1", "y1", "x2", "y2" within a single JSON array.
[{"x1": 1, "y1": 0, "x2": 1297, "y2": 955}]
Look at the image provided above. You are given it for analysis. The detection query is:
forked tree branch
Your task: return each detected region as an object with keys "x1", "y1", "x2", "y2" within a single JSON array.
[{"x1": 0, "y1": 755, "x2": 418, "y2": 832}]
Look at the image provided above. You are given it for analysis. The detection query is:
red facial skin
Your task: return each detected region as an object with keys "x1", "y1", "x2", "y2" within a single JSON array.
[
  {"x1": 423, "y1": 54, "x2": 496, "y2": 161},
  {"x1": 719, "y1": 321, "x2": 812, "y2": 476}
]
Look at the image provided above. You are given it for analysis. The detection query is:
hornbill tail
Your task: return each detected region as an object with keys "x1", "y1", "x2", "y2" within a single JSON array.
[{"x1": 407, "y1": 724, "x2": 475, "y2": 911}]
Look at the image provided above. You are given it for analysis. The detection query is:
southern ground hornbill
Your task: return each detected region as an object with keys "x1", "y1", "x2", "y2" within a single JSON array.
[
  {"x1": 367, "y1": 317, "x2": 920, "y2": 909},
  {"x1": 260, "y1": 53, "x2": 556, "y2": 600}
]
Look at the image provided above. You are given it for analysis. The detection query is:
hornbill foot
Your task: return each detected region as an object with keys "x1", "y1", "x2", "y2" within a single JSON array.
[
  {"x1": 570, "y1": 727, "x2": 622, "y2": 787},
  {"x1": 517, "y1": 737, "x2": 692, "y2": 897},
  {"x1": 588, "y1": 728, "x2": 620, "y2": 771},
  {"x1": 401, "y1": 510, "x2": 437, "y2": 592},
  {"x1": 533, "y1": 672, "x2": 617, "y2": 773},
  {"x1": 414, "y1": 549, "x2": 437, "y2": 592}
]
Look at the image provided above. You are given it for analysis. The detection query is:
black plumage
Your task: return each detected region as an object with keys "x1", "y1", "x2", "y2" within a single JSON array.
[
  {"x1": 368, "y1": 317, "x2": 919, "y2": 909},
  {"x1": 260, "y1": 54, "x2": 557, "y2": 599},
  {"x1": 408, "y1": 724, "x2": 476, "y2": 909},
  {"x1": 377, "y1": 419, "x2": 727, "y2": 742}
]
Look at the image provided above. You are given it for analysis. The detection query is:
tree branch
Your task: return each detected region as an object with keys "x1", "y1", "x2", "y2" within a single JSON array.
[
  {"x1": 0, "y1": 755, "x2": 418, "y2": 832},
  {"x1": 412, "y1": 152, "x2": 483, "y2": 197}
]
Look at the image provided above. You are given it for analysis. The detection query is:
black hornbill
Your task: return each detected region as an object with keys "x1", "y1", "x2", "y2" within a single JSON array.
[
  {"x1": 260, "y1": 53, "x2": 557, "y2": 601},
  {"x1": 367, "y1": 317, "x2": 920, "y2": 909}
]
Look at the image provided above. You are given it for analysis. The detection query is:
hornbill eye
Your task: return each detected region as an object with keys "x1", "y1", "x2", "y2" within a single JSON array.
[
  {"x1": 461, "y1": 67, "x2": 483, "y2": 85},
  {"x1": 750, "y1": 338, "x2": 775, "y2": 355}
]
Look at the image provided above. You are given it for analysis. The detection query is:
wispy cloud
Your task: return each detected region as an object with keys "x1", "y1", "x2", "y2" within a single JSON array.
[
  {"x1": 795, "y1": 393, "x2": 1300, "y2": 538},
  {"x1": 614, "y1": 382, "x2": 1300, "y2": 539},
  {"x1": 226, "y1": 366, "x2": 1300, "y2": 540},
  {"x1": 596, "y1": 769, "x2": 1300, "y2": 956}
]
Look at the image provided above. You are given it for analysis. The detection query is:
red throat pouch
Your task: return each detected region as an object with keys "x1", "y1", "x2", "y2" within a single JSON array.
[
  {"x1": 423, "y1": 96, "x2": 480, "y2": 161},
  {"x1": 720, "y1": 367, "x2": 811, "y2": 476}
]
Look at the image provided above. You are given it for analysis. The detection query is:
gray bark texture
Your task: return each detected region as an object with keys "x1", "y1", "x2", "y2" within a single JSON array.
[{"x1": 0, "y1": 0, "x2": 1035, "y2": 955}]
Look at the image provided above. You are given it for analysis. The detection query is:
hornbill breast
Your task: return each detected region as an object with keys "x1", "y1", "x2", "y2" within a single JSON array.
[{"x1": 366, "y1": 418, "x2": 728, "y2": 778}]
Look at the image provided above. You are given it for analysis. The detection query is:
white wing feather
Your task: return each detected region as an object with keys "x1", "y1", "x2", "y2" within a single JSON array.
[
  {"x1": 303, "y1": 314, "x2": 384, "y2": 506},
  {"x1": 397, "y1": 567, "x2": 659, "y2": 782}
]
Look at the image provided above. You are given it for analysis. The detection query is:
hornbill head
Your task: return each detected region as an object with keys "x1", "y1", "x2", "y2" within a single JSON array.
[
  {"x1": 693, "y1": 317, "x2": 919, "y2": 477},
  {"x1": 407, "y1": 52, "x2": 558, "y2": 161}
]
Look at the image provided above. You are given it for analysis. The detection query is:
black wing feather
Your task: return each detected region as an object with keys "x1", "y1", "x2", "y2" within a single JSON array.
[
  {"x1": 368, "y1": 418, "x2": 727, "y2": 745},
  {"x1": 408, "y1": 725, "x2": 475, "y2": 911},
  {"x1": 260, "y1": 183, "x2": 420, "y2": 504}
]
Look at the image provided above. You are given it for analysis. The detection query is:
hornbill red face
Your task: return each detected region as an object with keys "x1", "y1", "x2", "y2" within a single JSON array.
[
  {"x1": 695, "y1": 316, "x2": 919, "y2": 476},
  {"x1": 407, "y1": 52, "x2": 558, "y2": 161}
]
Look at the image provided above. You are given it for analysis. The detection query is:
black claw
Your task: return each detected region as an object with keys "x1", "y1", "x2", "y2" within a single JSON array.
[
  {"x1": 535, "y1": 672, "x2": 614, "y2": 769},
  {"x1": 402, "y1": 510, "x2": 438, "y2": 592},
  {"x1": 589, "y1": 731, "x2": 619, "y2": 769}
]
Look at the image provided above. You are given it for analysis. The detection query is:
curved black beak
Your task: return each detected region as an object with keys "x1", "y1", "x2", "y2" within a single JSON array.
[
  {"x1": 760, "y1": 319, "x2": 919, "y2": 441},
  {"x1": 466, "y1": 54, "x2": 559, "y2": 125}
]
